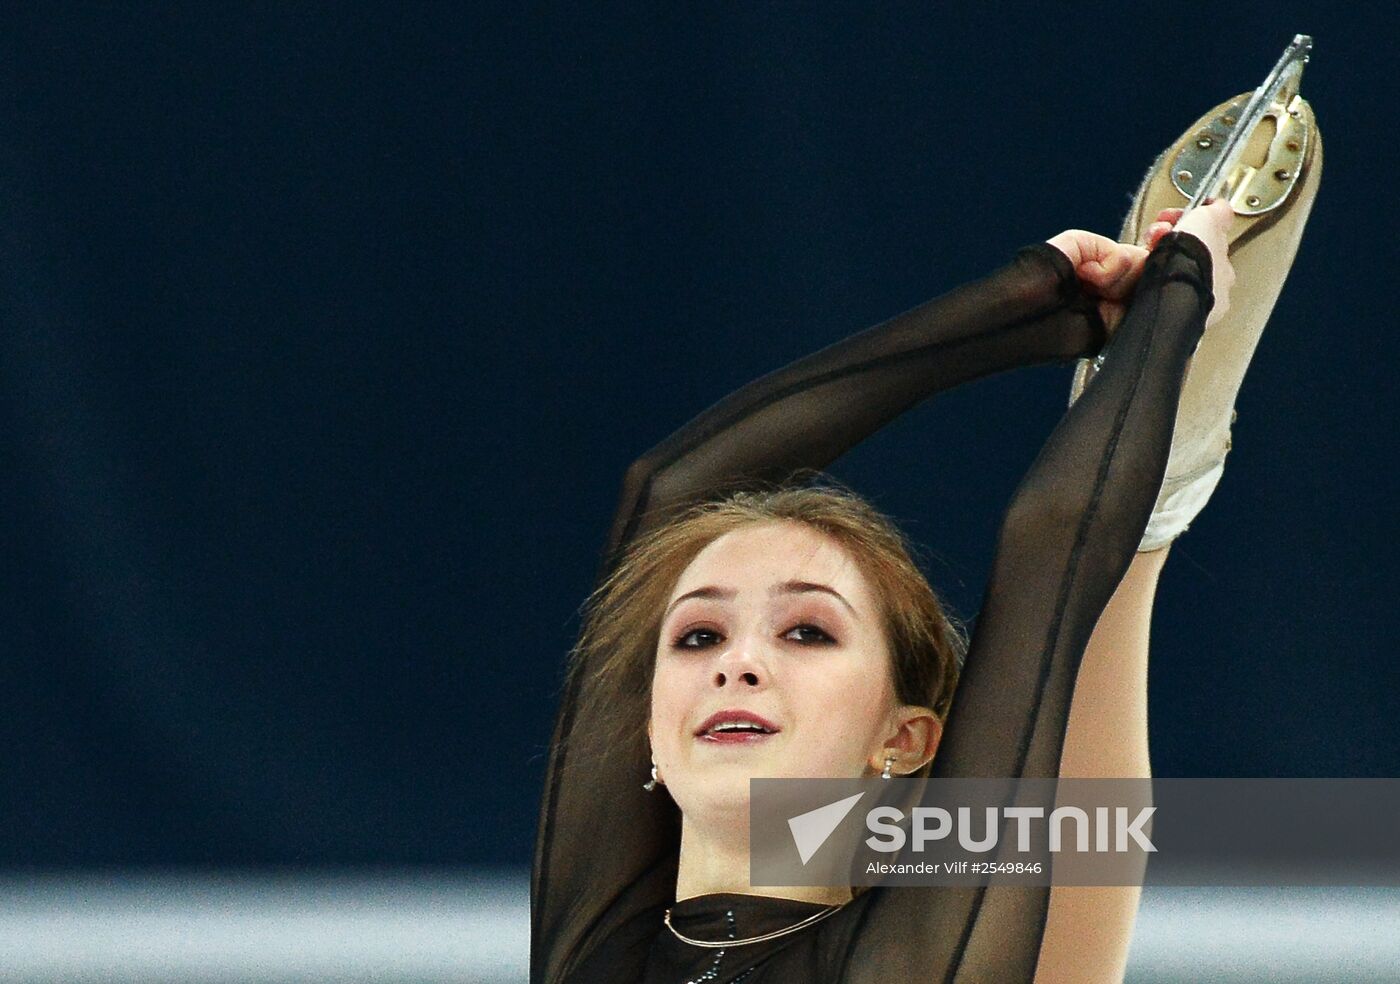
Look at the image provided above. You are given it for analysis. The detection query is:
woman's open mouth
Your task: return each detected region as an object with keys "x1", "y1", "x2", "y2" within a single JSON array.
[{"x1": 694, "y1": 709, "x2": 781, "y2": 744}]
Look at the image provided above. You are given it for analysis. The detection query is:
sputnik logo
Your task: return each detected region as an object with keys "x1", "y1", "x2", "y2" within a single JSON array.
[{"x1": 787, "y1": 792, "x2": 865, "y2": 864}]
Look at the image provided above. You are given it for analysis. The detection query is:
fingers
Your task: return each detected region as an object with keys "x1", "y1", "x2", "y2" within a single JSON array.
[
  {"x1": 1083, "y1": 243, "x2": 1148, "y2": 299},
  {"x1": 1145, "y1": 202, "x2": 1235, "y2": 249},
  {"x1": 1144, "y1": 207, "x2": 1185, "y2": 247},
  {"x1": 1175, "y1": 197, "x2": 1234, "y2": 246},
  {"x1": 1068, "y1": 198, "x2": 1237, "y2": 332},
  {"x1": 1046, "y1": 228, "x2": 1114, "y2": 268},
  {"x1": 1144, "y1": 221, "x2": 1174, "y2": 249},
  {"x1": 1048, "y1": 222, "x2": 1202, "y2": 304},
  {"x1": 1046, "y1": 230, "x2": 1151, "y2": 299}
]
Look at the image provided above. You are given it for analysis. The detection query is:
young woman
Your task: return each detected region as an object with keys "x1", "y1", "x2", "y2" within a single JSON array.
[{"x1": 532, "y1": 93, "x2": 1319, "y2": 983}]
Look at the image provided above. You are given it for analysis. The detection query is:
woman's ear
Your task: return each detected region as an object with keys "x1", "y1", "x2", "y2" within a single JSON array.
[{"x1": 889, "y1": 706, "x2": 942, "y2": 772}]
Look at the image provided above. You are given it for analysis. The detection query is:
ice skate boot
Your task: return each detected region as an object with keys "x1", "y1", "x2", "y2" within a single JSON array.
[{"x1": 1071, "y1": 36, "x2": 1322, "y2": 550}]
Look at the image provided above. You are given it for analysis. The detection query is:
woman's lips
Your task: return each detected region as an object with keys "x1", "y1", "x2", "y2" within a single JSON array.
[
  {"x1": 694, "y1": 709, "x2": 781, "y2": 736},
  {"x1": 696, "y1": 731, "x2": 777, "y2": 745}
]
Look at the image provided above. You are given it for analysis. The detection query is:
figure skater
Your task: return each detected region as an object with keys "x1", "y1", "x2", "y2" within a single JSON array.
[{"x1": 531, "y1": 92, "x2": 1321, "y2": 983}]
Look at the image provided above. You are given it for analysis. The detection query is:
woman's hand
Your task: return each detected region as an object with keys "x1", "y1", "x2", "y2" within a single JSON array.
[
  {"x1": 1045, "y1": 229, "x2": 1149, "y2": 333},
  {"x1": 1158, "y1": 198, "x2": 1236, "y2": 330},
  {"x1": 1047, "y1": 198, "x2": 1236, "y2": 334}
]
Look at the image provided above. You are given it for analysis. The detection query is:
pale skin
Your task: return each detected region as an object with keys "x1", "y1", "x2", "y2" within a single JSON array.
[{"x1": 647, "y1": 200, "x2": 1236, "y2": 980}]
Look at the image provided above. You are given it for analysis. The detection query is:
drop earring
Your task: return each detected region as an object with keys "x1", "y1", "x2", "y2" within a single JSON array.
[
  {"x1": 643, "y1": 763, "x2": 663, "y2": 792},
  {"x1": 880, "y1": 754, "x2": 896, "y2": 780}
]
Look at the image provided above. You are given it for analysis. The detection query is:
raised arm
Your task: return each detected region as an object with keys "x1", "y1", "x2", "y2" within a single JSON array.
[
  {"x1": 534, "y1": 243, "x2": 1123, "y2": 984},
  {"x1": 600, "y1": 243, "x2": 1110, "y2": 564},
  {"x1": 936, "y1": 232, "x2": 1214, "y2": 781},
  {"x1": 844, "y1": 228, "x2": 1220, "y2": 984}
]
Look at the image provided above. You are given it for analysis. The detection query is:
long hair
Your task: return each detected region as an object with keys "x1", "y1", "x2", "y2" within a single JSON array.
[{"x1": 570, "y1": 484, "x2": 965, "y2": 775}]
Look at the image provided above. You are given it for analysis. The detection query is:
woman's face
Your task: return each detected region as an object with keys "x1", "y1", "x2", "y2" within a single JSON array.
[{"x1": 649, "y1": 521, "x2": 904, "y2": 822}]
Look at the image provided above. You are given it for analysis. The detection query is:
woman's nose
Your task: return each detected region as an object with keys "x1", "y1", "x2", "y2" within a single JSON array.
[{"x1": 713, "y1": 636, "x2": 767, "y2": 689}]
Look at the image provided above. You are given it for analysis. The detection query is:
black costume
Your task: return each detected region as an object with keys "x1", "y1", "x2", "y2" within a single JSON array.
[{"x1": 533, "y1": 233, "x2": 1215, "y2": 982}]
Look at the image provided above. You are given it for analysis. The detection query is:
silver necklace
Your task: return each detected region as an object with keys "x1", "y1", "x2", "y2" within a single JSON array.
[{"x1": 663, "y1": 900, "x2": 849, "y2": 949}]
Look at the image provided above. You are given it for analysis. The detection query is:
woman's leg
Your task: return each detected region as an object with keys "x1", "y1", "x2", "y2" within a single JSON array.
[
  {"x1": 1059, "y1": 546, "x2": 1166, "y2": 781},
  {"x1": 1035, "y1": 90, "x2": 1322, "y2": 984},
  {"x1": 1035, "y1": 546, "x2": 1168, "y2": 983}
]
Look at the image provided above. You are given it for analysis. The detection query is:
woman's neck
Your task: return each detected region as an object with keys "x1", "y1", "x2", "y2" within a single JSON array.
[{"x1": 674, "y1": 820, "x2": 853, "y2": 906}]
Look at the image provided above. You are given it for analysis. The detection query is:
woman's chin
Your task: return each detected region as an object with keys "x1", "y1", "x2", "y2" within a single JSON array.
[
  {"x1": 670, "y1": 761, "x2": 843, "y2": 822},
  {"x1": 668, "y1": 765, "x2": 757, "y2": 820}
]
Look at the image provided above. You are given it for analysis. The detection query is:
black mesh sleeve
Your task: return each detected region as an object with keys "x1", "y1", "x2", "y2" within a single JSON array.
[
  {"x1": 532, "y1": 233, "x2": 1211, "y2": 984},
  {"x1": 844, "y1": 232, "x2": 1213, "y2": 983},
  {"x1": 600, "y1": 243, "x2": 1107, "y2": 566}
]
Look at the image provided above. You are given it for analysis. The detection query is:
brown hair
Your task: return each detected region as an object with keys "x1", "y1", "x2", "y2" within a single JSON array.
[{"x1": 571, "y1": 484, "x2": 965, "y2": 774}]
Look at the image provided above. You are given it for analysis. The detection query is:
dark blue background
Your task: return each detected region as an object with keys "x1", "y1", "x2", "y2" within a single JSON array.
[{"x1": 0, "y1": 4, "x2": 1393, "y2": 869}]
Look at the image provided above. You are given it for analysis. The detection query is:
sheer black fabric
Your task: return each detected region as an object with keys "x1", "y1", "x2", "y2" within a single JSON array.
[{"x1": 532, "y1": 233, "x2": 1213, "y2": 983}]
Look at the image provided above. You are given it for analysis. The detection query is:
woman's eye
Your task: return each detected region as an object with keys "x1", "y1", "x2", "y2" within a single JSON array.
[
  {"x1": 783, "y1": 624, "x2": 835, "y2": 645},
  {"x1": 675, "y1": 628, "x2": 723, "y2": 649}
]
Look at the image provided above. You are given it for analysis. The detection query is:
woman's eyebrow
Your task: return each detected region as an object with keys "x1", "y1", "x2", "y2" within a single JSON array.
[
  {"x1": 663, "y1": 586, "x2": 736, "y2": 620},
  {"x1": 772, "y1": 580, "x2": 859, "y2": 618}
]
